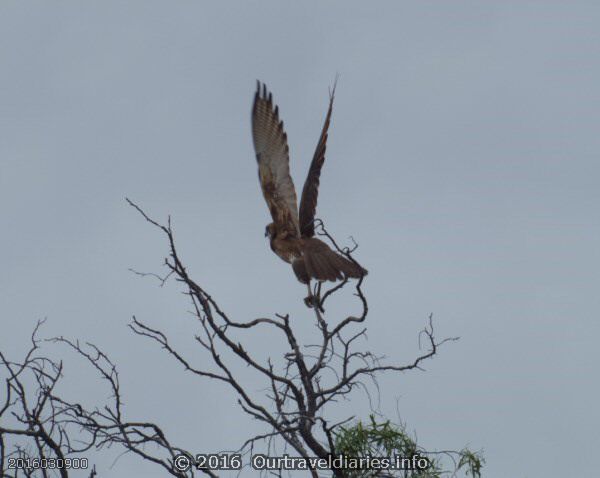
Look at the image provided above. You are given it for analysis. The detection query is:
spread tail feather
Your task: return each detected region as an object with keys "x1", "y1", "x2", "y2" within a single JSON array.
[{"x1": 293, "y1": 244, "x2": 367, "y2": 284}]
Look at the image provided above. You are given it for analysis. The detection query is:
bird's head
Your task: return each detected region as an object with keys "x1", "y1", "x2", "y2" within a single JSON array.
[{"x1": 265, "y1": 223, "x2": 277, "y2": 239}]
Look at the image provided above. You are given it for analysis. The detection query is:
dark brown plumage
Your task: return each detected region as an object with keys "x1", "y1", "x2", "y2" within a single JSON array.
[{"x1": 251, "y1": 81, "x2": 367, "y2": 284}]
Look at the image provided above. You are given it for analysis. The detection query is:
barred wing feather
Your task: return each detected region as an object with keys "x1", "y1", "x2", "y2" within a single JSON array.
[{"x1": 252, "y1": 82, "x2": 300, "y2": 237}]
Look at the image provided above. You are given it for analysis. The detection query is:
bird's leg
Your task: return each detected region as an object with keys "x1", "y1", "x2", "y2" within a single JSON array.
[
  {"x1": 315, "y1": 282, "x2": 325, "y2": 313},
  {"x1": 304, "y1": 283, "x2": 314, "y2": 309},
  {"x1": 303, "y1": 282, "x2": 325, "y2": 313}
]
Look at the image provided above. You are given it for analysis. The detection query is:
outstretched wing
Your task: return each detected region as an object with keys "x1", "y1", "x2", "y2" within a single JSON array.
[
  {"x1": 252, "y1": 82, "x2": 299, "y2": 237},
  {"x1": 298, "y1": 82, "x2": 336, "y2": 238}
]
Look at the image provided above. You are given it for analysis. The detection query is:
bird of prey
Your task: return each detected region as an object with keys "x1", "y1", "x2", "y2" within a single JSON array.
[{"x1": 251, "y1": 81, "x2": 367, "y2": 285}]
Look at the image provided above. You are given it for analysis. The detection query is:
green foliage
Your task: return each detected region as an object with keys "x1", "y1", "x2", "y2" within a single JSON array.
[
  {"x1": 334, "y1": 415, "x2": 484, "y2": 477},
  {"x1": 457, "y1": 449, "x2": 484, "y2": 477}
]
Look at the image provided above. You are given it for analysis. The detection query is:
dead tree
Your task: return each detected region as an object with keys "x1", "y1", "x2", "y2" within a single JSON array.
[{"x1": 0, "y1": 201, "x2": 461, "y2": 477}]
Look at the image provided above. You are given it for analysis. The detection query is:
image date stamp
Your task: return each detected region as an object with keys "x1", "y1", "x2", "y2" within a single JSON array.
[
  {"x1": 173, "y1": 453, "x2": 242, "y2": 472},
  {"x1": 7, "y1": 457, "x2": 89, "y2": 471}
]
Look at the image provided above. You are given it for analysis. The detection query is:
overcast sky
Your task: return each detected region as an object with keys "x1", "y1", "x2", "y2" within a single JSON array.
[{"x1": 1, "y1": 2, "x2": 599, "y2": 477}]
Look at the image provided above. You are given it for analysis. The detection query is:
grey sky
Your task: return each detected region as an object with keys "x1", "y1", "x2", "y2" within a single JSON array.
[{"x1": 1, "y1": 1, "x2": 599, "y2": 477}]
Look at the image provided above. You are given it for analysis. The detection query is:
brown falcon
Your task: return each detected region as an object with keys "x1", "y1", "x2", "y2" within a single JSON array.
[{"x1": 251, "y1": 81, "x2": 367, "y2": 284}]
